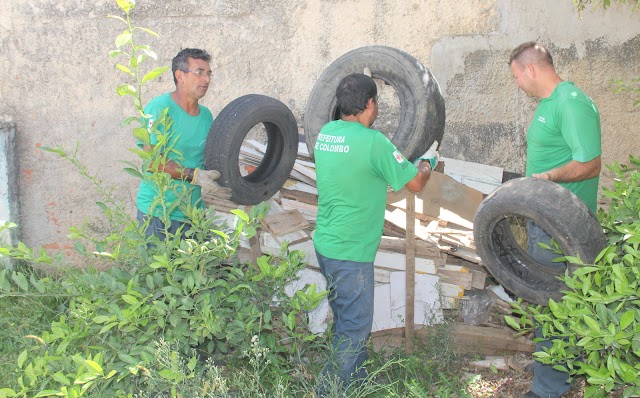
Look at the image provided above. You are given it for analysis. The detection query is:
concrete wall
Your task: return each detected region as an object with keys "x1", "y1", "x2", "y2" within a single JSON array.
[{"x1": 1, "y1": 0, "x2": 639, "y2": 259}]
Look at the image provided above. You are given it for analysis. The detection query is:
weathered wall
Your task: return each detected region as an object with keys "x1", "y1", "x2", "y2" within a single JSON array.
[{"x1": 1, "y1": 0, "x2": 639, "y2": 258}]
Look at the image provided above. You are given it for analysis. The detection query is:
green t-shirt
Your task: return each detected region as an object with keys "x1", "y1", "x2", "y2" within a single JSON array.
[
  {"x1": 526, "y1": 81, "x2": 602, "y2": 212},
  {"x1": 136, "y1": 92, "x2": 214, "y2": 220},
  {"x1": 313, "y1": 120, "x2": 418, "y2": 262}
]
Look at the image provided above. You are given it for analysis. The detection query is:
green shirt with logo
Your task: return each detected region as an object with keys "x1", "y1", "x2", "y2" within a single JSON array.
[
  {"x1": 526, "y1": 81, "x2": 602, "y2": 212},
  {"x1": 136, "y1": 92, "x2": 214, "y2": 220},
  {"x1": 313, "y1": 120, "x2": 418, "y2": 262}
]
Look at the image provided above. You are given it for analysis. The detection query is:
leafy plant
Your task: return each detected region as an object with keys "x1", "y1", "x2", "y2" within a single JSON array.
[{"x1": 505, "y1": 155, "x2": 640, "y2": 398}]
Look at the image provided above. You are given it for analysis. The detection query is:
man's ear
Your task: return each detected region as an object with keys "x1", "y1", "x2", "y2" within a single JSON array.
[{"x1": 365, "y1": 97, "x2": 376, "y2": 109}]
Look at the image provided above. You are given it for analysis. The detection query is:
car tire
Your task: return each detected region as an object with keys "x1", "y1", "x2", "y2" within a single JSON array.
[
  {"x1": 204, "y1": 94, "x2": 298, "y2": 205},
  {"x1": 303, "y1": 45, "x2": 445, "y2": 161},
  {"x1": 473, "y1": 177, "x2": 606, "y2": 305}
]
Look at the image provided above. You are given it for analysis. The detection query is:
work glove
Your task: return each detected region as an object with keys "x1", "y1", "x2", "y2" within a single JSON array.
[
  {"x1": 191, "y1": 168, "x2": 233, "y2": 202},
  {"x1": 413, "y1": 141, "x2": 440, "y2": 170}
]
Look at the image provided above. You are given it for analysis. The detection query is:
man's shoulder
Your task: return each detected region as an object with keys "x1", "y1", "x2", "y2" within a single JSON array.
[{"x1": 145, "y1": 92, "x2": 172, "y2": 111}]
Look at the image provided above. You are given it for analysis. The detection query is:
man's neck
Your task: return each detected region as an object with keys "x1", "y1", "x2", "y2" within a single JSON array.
[
  {"x1": 538, "y1": 74, "x2": 563, "y2": 99},
  {"x1": 171, "y1": 91, "x2": 200, "y2": 116}
]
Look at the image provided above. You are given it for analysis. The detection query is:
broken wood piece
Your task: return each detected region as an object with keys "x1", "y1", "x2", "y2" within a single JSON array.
[
  {"x1": 280, "y1": 198, "x2": 318, "y2": 220},
  {"x1": 452, "y1": 323, "x2": 535, "y2": 355},
  {"x1": 261, "y1": 209, "x2": 310, "y2": 237},
  {"x1": 387, "y1": 172, "x2": 484, "y2": 230},
  {"x1": 384, "y1": 208, "x2": 440, "y2": 246},
  {"x1": 281, "y1": 187, "x2": 319, "y2": 206},
  {"x1": 437, "y1": 266, "x2": 474, "y2": 290},
  {"x1": 378, "y1": 236, "x2": 441, "y2": 259}
]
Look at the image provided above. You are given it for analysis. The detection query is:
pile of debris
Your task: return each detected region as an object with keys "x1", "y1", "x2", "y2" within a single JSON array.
[{"x1": 210, "y1": 140, "x2": 535, "y2": 359}]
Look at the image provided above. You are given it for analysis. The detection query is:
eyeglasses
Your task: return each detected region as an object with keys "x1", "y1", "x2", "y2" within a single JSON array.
[{"x1": 181, "y1": 69, "x2": 213, "y2": 78}]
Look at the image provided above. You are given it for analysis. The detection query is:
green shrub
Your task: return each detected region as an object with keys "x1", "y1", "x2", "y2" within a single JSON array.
[{"x1": 506, "y1": 155, "x2": 640, "y2": 398}]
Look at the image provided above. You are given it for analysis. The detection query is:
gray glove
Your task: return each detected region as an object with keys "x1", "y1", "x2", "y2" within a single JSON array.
[
  {"x1": 413, "y1": 141, "x2": 440, "y2": 170},
  {"x1": 191, "y1": 168, "x2": 233, "y2": 202}
]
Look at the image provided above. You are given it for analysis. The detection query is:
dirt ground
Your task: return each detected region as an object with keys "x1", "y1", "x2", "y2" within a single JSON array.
[{"x1": 465, "y1": 365, "x2": 587, "y2": 398}]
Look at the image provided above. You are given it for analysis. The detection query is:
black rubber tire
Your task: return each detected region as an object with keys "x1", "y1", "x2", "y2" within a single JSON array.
[
  {"x1": 473, "y1": 177, "x2": 606, "y2": 305},
  {"x1": 303, "y1": 45, "x2": 445, "y2": 161},
  {"x1": 204, "y1": 94, "x2": 298, "y2": 205}
]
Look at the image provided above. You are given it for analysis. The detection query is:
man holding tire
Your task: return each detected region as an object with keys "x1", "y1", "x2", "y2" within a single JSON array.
[
  {"x1": 312, "y1": 73, "x2": 436, "y2": 395},
  {"x1": 136, "y1": 48, "x2": 231, "y2": 241},
  {"x1": 510, "y1": 41, "x2": 602, "y2": 398}
]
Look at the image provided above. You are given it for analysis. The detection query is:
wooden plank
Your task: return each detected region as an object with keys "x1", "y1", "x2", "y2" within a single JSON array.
[
  {"x1": 444, "y1": 244, "x2": 482, "y2": 264},
  {"x1": 374, "y1": 251, "x2": 437, "y2": 274},
  {"x1": 384, "y1": 208, "x2": 440, "y2": 246},
  {"x1": 281, "y1": 187, "x2": 319, "y2": 206},
  {"x1": 387, "y1": 172, "x2": 484, "y2": 230},
  {"x1": 440, "y1": 157, "x2": 503, "y2": 195},
  {"x1": 280, "y1": 198, "x2": 318, "y2": 221},
  {"x1": 378, "y1": 236, "x2": 441, "y2": 257},
  {"x1": 437, "y1": 267, "x2": 473, "y2": 290},
  {"x1": 261, "y1": 209, "x2": 310, "y2": 237},
  {"x1": 405, "y1": 191, "x2": 415, "y2": 352},
  {"x1": 452, "y1": 324, "x2": 535, "y2": 355}
]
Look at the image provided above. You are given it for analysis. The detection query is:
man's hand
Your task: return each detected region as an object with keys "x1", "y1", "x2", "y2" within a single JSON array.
[
  {"x1": 191, "y1": 168, "x2": 233, "y2": 202},
  {"x1": 413, "y1": 141, "x2": 440, "y2": 170}
]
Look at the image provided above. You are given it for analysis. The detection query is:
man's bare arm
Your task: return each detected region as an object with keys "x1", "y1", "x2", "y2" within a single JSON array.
[
  {"x1": 533, "y1": 156, "x2": 601, "y2": 183},
  {"x1": 142, "y1": 145, "x2": 189, "y2": 180},
  {"x1": 405, "y1": 161, "x2": 432, "y2": 192}
]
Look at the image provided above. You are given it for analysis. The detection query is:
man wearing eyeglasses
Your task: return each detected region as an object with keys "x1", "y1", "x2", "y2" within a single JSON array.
[{"x1": 136, "y1": 48, "x2": 231, "y2": 241}]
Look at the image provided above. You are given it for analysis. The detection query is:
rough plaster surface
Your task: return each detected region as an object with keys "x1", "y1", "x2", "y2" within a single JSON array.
[{"x1": 1, "y1": 0, "x2": 639, "y2": 261}]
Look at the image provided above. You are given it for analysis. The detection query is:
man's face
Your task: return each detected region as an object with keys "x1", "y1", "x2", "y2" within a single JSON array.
[
  {"x1": 181, "y1": 57, "x2": 212, "y2": 99},
  {"x1": 511, "y1": 61, "x2": 534, "y2": 97}
]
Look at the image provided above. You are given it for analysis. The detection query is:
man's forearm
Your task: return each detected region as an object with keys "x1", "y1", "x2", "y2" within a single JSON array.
[{"x1": 533, "y1": 157, "x2": 601, "y2": 183}]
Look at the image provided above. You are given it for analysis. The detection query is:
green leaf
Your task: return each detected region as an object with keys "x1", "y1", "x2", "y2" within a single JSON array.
[
  {"x1": 583, "y1": 316, "x2": 602, "y2": 333},
  {"x1": 133, "y1": 127, "x2": 150, "y2": 145},
  {"x1": 106, "y1": 15, "x2": 127, "y2": 24},
  {"x1": 135, "y1": 27, "x2": 160, "y2": 37},
  {"x1": 11, "y1": 272, "x2": 29, "y2": 291},
  {"x1": 52, "y1": 371, "x2": 71, "y2": 386},
  {"x1": 115, "y1": 0, "x2": 135, "y2": 14},
  {"x1": 115, "y1": 64, "x2": 134, "y2": 77},
  {"x1": 84, "y1": 360, "x2": 103, "y2": 376},
  {"x1": 74, "y1": 372, "x2": 98, "y2": 385},
  {"x1": 141, "y1": 66, "x2": 169, "y2": 84},
  {"x1": 123, "y1": 167, "x2": 143, "y2": 179},
  {"x1": 115, "y1": 31, "x2": 133, "y2": 48},
  {"x1": 33, "y1": 391, "x2": 64, "y2": 397},
  {"x1": 116, "y1": 83, "x2": 137, "y2": 96},
  {"x1": 231, "y1": 209, "x2": 250, "y2": 222},
  {"x1": 0, "y1": 388, "x2": 17, "y2": 397},
  {"x1": 620, "y1": 311, "x2": 634, "y2": 330},
  {"x1": 17, "y1": 350, "x2": 27, "y2": 369},
  {"x1": 121, "y1": 295, "x2": 139, "y2": 305}
]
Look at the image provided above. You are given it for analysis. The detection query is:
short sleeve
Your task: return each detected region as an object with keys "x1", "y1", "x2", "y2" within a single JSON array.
[
  {"x1": 369, "y1": 132, "x2": 418, "y2": 191},
  {"x1": 559, "y1": 96, "x2": 602, "y2": 162}
]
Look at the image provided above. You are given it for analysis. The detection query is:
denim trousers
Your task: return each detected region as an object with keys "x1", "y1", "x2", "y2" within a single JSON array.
[
  {"x1": 527, "y1": 221, "x2": 572, "y2": 398},
  {"x1": 136, "y1": 209, "x2": 191, "y2": 241},
  {"x1": 315, "y1": 250, "x2": 375, "y2": 394}
]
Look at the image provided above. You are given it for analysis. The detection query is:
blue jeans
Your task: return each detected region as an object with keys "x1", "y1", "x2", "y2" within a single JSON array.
[
  {"x1": 137, "y1": 209, "x2": 191, "y2": 242},
  {"x1": 527, "y1": 221, "x2": 571, "y2": 398},
  {"x1": 315, "y1": 250, "x2": 374, "y2": 395}
]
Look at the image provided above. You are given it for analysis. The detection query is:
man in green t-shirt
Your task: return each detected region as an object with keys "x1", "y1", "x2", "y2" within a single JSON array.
[
  {"x1": 136, "y1": 48, "x2": 231, "y2": 241},
  {"x1": 509, "y1": 41, "x2": 602, "y2": 398},
  {"x1": 313, "y1": 73, "x2": 436, "y2": 395}
]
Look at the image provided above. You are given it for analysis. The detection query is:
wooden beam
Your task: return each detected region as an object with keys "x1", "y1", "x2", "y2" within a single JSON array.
[{"x1": 405, "y1": 191, "x2": 415, "y2": 352}]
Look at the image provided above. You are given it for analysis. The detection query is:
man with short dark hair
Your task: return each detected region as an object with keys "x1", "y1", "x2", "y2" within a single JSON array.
[
  {"x1": 136, "y1": 48, "x2": 230, "y2": 241},
  {"x1": 313, "y1": 73, "x2": 436, "y2": 394},
  {"x1": 510, "y1": 41, "x2": 602, "y2": 398}
]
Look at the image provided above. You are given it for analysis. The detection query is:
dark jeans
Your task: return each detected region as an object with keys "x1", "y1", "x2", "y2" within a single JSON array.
[
  {"x1": 315, "y1": 250, "x2": 374, "y2": 395},
  {"x1": 136, "y1": 209, "x2": 191, "y2": 242},
  {"x1": 527, "y1": 221, "x2": 572, "y2": 398}
]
